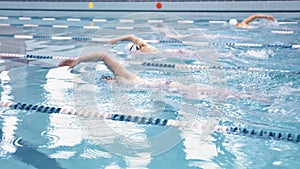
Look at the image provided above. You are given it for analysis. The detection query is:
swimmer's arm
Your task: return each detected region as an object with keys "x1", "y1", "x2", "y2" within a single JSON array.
[
  {"x1": 109, "y1": 35, "x2": 149, "y2": 47},
  {"x1": 109, "y1": 35, "x2": 141, "y2": 44},
  {"x1": 58, "y1": 52, "x2": 135, "y2": 80},
  {"x1": 101, "y1": 53, "x2": 136, "y2": 80},
  {"x1": 58, "y1": 52, "x2": 105, "y2": 68},
  {"x1": 241, "y1": 14, "x2": 275, "y2": 25},
  {"x1": 109, "y1": 35, "x2": 159, "y2": 52}
]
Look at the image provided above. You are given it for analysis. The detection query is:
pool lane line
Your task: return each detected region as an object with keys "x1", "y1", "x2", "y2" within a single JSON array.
[
  {"x1": 0, "y1": 23, "x2": 298, "y2": 35},
  {"x1": 0, "y1": 34, "x2": 110, "y2": 43},
  {"x1": 0, "y1": 101, "x2": 299, "y2": 143},
  {"x1": 0, "y1": 53, "x2": 73, "y2": 60},
  {"x1": 138, "y1": 62, "x2": 300, "y2": 75},
  {"x1": 0, "y1": 23, "x2": 143, "y2": 30},
  {"x1": 235, "y1": 29, "x2": 296, "y2": 35},
  {"x1": 0, "y1": 16, "x2": 108, "y2": 22},
  {"x1": 1, "y1": 53, "x2": 299, "y2": 75},
  {"x1": 0, "y1": 23, "x2": 206, "y2": 32},
  {"x1": 0, "y1": 16, "x2": 195, "y2": 25},
  {"x1": 0, "y1": 15, "x2": 298, "y2": 25},
  {"x1": 0, "y1": 34, "x2": 299, "y2": 49},
  {"x1": 0, "y1": 23, "x2": 103, "y2": 29}
]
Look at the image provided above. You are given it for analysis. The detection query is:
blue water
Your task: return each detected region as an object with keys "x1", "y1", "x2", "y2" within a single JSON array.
[{"x1": 0, "y1": 11, "x2": 299, "y2": 169}]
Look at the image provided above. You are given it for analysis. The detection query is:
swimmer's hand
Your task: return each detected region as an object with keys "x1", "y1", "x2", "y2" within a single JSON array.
[
  {"x1": 58, "y1": 59, "x2": 78, "y2": 69},
  {"x1": 267, "y1": 15, "x2": 275, "y2": 21}
]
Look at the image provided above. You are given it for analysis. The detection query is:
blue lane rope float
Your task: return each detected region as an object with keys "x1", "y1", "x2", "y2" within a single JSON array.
[
  {"x1": 0, "y1": 15, "x2": 298, "y2": 25},
  {"x1": 1, "y1": 53, "x2": 299, "y2": 75},
  {"x1": 0, "y1": 33, "x2": 299, "y2": 49},
  {"x1": 0, "y1": 101, "x2": 299, "y2": 143}
]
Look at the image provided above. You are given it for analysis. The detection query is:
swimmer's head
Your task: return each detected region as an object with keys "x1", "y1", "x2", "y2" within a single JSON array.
[
  {"x1": 125, "y1": 43, "x2": 140, "y2": 52},
  {"x1": 229, "y1": 19, "x2": 238, "y2": 26}
]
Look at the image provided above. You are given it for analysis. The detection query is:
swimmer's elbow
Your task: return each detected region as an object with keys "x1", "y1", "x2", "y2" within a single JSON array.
[
  {"x1": 125, "y1": 35, "x2": 137, "y2": 41},
  {"x1": 95, "y1": 52, "x2": 108, "y2": 61}
]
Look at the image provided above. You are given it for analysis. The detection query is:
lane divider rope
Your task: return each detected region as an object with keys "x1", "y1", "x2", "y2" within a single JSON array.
[
  {"x1": 0, "y1": 16, "x2": 108, "y2": 22},
  {"x1": 0, "y1": 101, "x2": 299, "y2": 143},
  {"x1": 0, "y1": 15, "x2": 298, "y2": 25},
  {"x1": 0, "y1": 23, "x2": 103, "y2": 30},
  {"x1": 0, "y1": 34, "x2": 299, "y2": 49},
  {"x1": 0, "y1": 53, "x2": 72, "y2": 60},
  {"x1": 1, "y1": 23, "x2": 297, "y2": 35},
  {"x1": 210, "y1": 42, "x2": 299, "y2": 48},
  {"x1": 139, "y1": 62, "x2": 300, "y2": 75},
  {"x1": 0, "y1": 34, "x2": 110, "y2": 43},
  {"x1": 1, "y1": 53, "x2": 299, "y2": 75}
]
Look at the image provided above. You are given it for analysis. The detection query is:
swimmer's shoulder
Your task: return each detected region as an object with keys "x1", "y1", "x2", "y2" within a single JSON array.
[{"x1": 237, "y1": 22, "x2": 249, "y2": 28}]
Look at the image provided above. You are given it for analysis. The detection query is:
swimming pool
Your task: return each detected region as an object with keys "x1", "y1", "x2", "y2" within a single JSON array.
[{"x1": 0, "y1": 7, "x2": 300, "y2": 169}]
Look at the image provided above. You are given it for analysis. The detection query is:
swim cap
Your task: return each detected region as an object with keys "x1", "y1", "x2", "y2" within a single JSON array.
[
  {"x1": 125, "y1": 43, "x2": 140, "y2": 52},
  {"x1": 229, "y1": 19, "x2": 238, "y2": 26}
]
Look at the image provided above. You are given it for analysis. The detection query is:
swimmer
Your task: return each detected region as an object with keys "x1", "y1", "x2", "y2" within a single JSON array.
[
  {"x1": 109, "y1": 35, "x2": 196, "y2": 56},
  {"x1": 58, "y1": 52, "x2": 270, "y2": 102},
  {"x1": 109, "y1": 35, "x2": 158, "y2": 53},
  {"x1": 229, "y1": 14, "x2": 276, "y2": 28}
]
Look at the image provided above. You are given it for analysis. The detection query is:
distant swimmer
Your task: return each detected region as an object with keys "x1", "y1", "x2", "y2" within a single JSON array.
[{"x1": 229, "y1": 14, "x2": 276, "y2": 28}]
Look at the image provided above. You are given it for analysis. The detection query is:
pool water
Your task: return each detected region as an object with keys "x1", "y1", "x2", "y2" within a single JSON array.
[{"x1": 0, "y1": 11, "x2": 299, "y2": 169}]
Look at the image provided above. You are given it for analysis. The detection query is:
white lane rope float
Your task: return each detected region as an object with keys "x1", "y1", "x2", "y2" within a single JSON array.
[
  {"x1": 0, "y1": 15, "x2": 298, "y2": 25},
  {"x1": 0, "y1": 34, "x2": 299, "y2": 49},
  {"x1": 1, "y1": 53, "x2": 299, "y2": 75},
  {"x1": 0, "y1": 101, "x2": 299, "y2": 143}
]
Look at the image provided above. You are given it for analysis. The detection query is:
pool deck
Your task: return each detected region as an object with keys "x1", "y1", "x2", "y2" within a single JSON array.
[
  {"x1": 0, "y1": 1, "x2": 299, "y2": 21},
  {"x1": 0, "y1": 1, "x2": 299, "y2": 13}
]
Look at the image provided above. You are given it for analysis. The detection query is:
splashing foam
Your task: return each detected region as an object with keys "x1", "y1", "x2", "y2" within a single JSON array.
[{"x1": 239, "y1": 49, "x2": 273, "y2": 59}]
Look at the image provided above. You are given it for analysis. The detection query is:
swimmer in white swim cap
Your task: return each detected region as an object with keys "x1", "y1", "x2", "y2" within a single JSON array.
[
  {"x1": 229, "y1": 14, "x2": 275, "y2": 28},
  {"x1": 229, "y1": 19, "x2": 238, "y2": 26}
]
